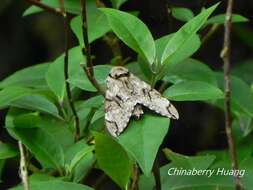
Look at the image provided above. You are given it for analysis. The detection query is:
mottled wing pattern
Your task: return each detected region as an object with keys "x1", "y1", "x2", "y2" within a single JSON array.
[{"x1": 105, "y1": 66, "x2": 179, "y2": 137}]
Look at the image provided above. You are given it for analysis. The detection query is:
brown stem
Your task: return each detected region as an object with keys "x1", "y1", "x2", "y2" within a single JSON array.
[
  {"x1": 26, "y1": 0, "x2": 61, "y2": 15},
  {"x1": 18, "y1": 141, "x2": 30, "y2": 190},
  {"x1": 59, "y1": 0, "x2": 81, "y2": 141},
  {"x1": 220, "y1": 0, "x2": 242, "y2": 189},
  {"x1": 153, "y1": 157, "x2": 161, "y2": 190},
  {"x1": 130, "y1": 164, "x2": 140, "y2": 190},
  {"x1": 80, "y1": 0, "x2": 105, "y2": 96}
]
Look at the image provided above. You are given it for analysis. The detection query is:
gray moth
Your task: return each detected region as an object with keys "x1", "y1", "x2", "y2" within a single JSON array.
[{"x1": 105, "y1": 66, "x2": 179, "y2": 137}]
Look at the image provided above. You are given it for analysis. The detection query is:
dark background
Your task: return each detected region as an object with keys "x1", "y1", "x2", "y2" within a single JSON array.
[{"x1": 0, "y1": 0, "x2": 252, "y2": 189}]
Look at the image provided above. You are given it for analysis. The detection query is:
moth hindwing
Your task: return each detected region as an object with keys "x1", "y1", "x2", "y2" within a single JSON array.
[{"x1": 105, "y1": 66, "x2": 179, "y2": 137}]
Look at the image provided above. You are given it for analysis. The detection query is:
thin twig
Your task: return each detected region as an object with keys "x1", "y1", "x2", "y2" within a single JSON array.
[
  {"x1": 220, "y1": 0, "x2": 242, "y2": 189},
  {"x1": 103, "y1": 33, "x2": 124, "y2": 65},
  {"x1": 26, "y1": 0, "x2": 61, "y2": 15},
  {"x1": 59, "y1": 0, "x2": 81, "y2": 141},
  {"x1": 130, "y1": 164, "x2": 140, "y2": 190},
  {"x1": 153, "y1": 157, "x2": 161, "y2": 190},
  {"x1": 80, "y1": 0, "x2": 105, "y2": 96},
  {"x1": 201, "y1": 24, "x2": 221, "y2": 46},
  {"x1": 18, "y1": 141, "x2": 30, "y2": 190}
]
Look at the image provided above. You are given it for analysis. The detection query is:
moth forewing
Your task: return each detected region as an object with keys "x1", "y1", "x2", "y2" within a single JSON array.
[{"x1": 105, "y1": 66, "x2": 179, "y2": 137}]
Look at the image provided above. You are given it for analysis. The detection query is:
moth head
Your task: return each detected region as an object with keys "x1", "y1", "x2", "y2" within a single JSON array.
[{"x1": 109, "y1": 66, "x2": 130, "y2": 79}]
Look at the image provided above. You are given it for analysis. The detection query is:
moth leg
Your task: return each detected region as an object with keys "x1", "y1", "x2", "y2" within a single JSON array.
[
  {"x1": 132, "y1": 104, "x2": 144, "y2": 119},
  {"x1": 105, "y1": 119, "x2": 119, "y2": 137}
]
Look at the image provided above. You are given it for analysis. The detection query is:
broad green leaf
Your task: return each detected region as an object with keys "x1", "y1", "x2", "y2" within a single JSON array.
[
  {"x1": 23, "y1": 0, "x2": 80, "y2": 16},
  {"x1": 110, "y1": 0, "x2": 128, "y2": 9},
  {"x1": 46, "y1": 58, "x2": 65, "y2": 101},
  {"x1": 45, "y1": 46, "x2": 84, "y2": 101},
  {"x1": 215, "y1": 73, "x2": 253, "y2": 117},
  {"x1": 126, "y1": 62, "x2": 149, "y2": 82},
  {"x1": 75, "y1": 96, "x2": 104, "y2": 133},
  {"x1": 10, "y1": 95, "x2": 60, "y2": 118},
  {"x1": 68, "y1": 65, "x2": 112, "y2": 92},
  {"x1": 161, "y1": 3, "x2": 218, "y2": 64},
  {"x1": 232, "y1": 115, "x2": 253, "y2": 137},
  {"x1": 29, "y1": 173, "x2": 58, "y2": 182},
  {"x1": 5, "y1": 109, "x2": 67, "y2": 171},
  {"x1": 206, "y1": 14, "x2": 248, "y2": 25},
  {"x1": 11, "y1": 181, "x2": 93, "y2": 190},
  {"x1": 156, "y1": 34, "x2": 200, "y2": 67},
  {"x1": 71, "y1": 0, "x2": 110, "y2": 44},
  {"x1": 0, "y1": 87, "x2": 30, "y2": 109},
  {"x1": 0, "y1": 143, "x2": 18, "y2": 159},
  {"x1": 7, "y1": 127, "x2": 65, "y2": 171},
  {"x1": 36, "y1": 116, "x2": 74, "y2": 148},
  {"x1": 0, "y1": 87, "x2": 59, "y2": 117},
  {"x1": 13, "y1": 112, "x2": 40, "y2": 128},
  {"x1": 64, "y1": 141, "x2": 94, "y2": 182},
  {"x1": 163, "y1": 148, "x2": 216, "y2": 170},
  {"x1": 119, "y1": 115, "x2": 170, "y2": 176},
  {"x1": 171, "y1": 7, "x2": 194, "y2": 22},
  {"x1": 100, "y1": 8, "x2": 156, "y2": 64},
  {"x1": 138, "y1": 174, "x2": 155, "y2": 190},
  {"x1": 163, "y1": 58, "x2": 217, "y2": 85},
  {"x1": 76, "y1": 96, "x2": 104, "y2": 111},
  {"x1": 94, "y1": 132, "x2": 132, "y2": 189},
  {"x1": 163, "y1": 81, "x2": 223, "y2": 101},
  {"x1": 0, "y1": 63, "x2": 49, "y2": 89}
]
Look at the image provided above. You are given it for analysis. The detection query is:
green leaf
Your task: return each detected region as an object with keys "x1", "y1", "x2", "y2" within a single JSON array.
[
  {"x1": 13, "y1": 112, "x2": 40, "y2": 128},
  {"x1": 171, "y1": 7, "x2": 194, "y2": 22},
  {"x1": 64, "y1": 141, "x2": 94, "y2": 182},
  {"x1": 0, "y1": 87, "x2": 30, "y2": 109},
  {"x1": 10, "y1": 181, "x2": 93, "y2": 190},
  {"x1": 23, "y1": 0, "x2": 80, "y2": 16},
  {"x1": 163, "y1": 148, "x2": 216, "y2": 170},
  {"x1": 100, "y1": 8, "x2": 156, "y2": 64},
  {"x1": 156, "y1": 34, "x2": 201, "y2": 67},
  {"x1": 0, "y1": 143, "x2": 18, "y2": 159},
  {"x1": 0, "y1": 63, "x2": 49, "y2": 89},
  {"x1": 206, "y1": 14, "x2": 249, "y2": 25},
  {"x1": 94, "y1": 132, "x2": 132, "y2": 189},
  {"x1": 0, "y1": 88, "x2": 59, "y2": 118},
  {"x1": 215, "y1": 73, "x2": 253, "y2": 117},
  {"x1": 163, "y1": 81, "x2": 223, "y2": 101},
  {"x1": 71, "y1": 1, "x2": 110, "y2": 44},
  {"x1": 163, "y1": 58, "x2": 217, "y2": 85},
  {"x1": 119, "y1": 115, "x2": 170, "y2": 176},
  {"x1": 6, "y1": 110, "x2": 69, "y2": 171},
  {"x1": 68, "y1": 65, "x2": 112, "y2": 92},
  {"x1": 110, "y1": 0, "x2": 128, "y2": 9},
  {"x1": 233, "y1": 115, "x2": 253, "y2": 137},
  {"x1": 76, "y1": 96, "x2": 104, "y2": 111},
  {"x1": 138, "y1": 174, "x2": 155, "y2": 190},
  {"x1": 161, "y1": 3, "x2": 218, "y2": 64},
  {"x1": 45, "y1": 46, "x2": 84, "y2": 101},
  {"x1": 10, "y1": 95, "x2": 60, "y2": 118},
  {"x1": 29, "y1": 173, "x2": 58, "y2": 182}
]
